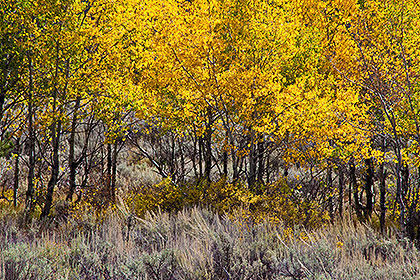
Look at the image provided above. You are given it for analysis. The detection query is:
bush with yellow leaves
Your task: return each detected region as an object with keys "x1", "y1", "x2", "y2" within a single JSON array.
[
  {"x1": 127, "y1": 177, "x2": 329, "y2": 229},
  {"x1": 69, "y1": 175, "x2": 117, "y2": 225}
]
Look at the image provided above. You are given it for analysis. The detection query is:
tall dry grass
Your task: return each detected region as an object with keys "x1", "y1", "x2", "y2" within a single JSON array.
[{"x1": 0, "y1": 205, "x2": 419, "y2": 279}]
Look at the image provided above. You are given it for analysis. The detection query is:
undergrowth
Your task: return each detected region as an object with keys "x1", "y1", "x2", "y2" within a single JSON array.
[{"x1": 0, "y1": 205, "x2": 419, "y2": 280}]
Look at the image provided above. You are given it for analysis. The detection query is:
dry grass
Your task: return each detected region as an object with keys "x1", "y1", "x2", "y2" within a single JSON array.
[{"x1": 0, "y1": 205, "x2": 419, "y2": 280}]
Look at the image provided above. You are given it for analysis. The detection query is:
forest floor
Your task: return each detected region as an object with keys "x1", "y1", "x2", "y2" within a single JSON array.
[{"x1": 0, "y1": 205, "x2": 419, "y2": 280}]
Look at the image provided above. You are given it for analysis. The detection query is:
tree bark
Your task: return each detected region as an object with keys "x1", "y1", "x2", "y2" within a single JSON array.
[
  {"x1": 40, "y1": 119, "x2": 62, "y2": 218},
  {"x1": 379, "y1": 162, "x2": 387, "y2": 234},
  {"x1": 257, "y1": 137, "x2": 265, "y2": 186},
  {"x1": 365, "y1": 158, "x2": 374, "y2": 219},
  {"x1": 204, "y1": 107, "x2": 212, "y2": 183},
  {"x1": 111, "y1": 140, "x2": 118, "y2": 201},
  {"x1": 231, "y1": 139, "x2": 239, "y2": 183},
  {"x1": 222, "y1": 132, "x2": 228, "y2": 178},
  {"x1": 191, "y1": 133, "x2": 198, "y2": 178},
  {"x1": 338, "y1": 167, "x2": 344, "y2": 219},
  {"x1": 66, "y1": 95, "x2": 81, "y2": 202},
  {"x1": 107, "y1": 142, "x2": 112, "y2": 191},
  {"x1": 13, "y1": 137, "x2": 20, "y2": 207},
  {"x1": 248, "y1": 130, "x2": 256, "y2": 188},
  {"x1": 179, "y1": 138, "x2": 185, "y2": 183},
  {"x1": 327, "y1": 167, "x2": 333, "y2": 222},
  {"x1": 402, "y1": 164, "x2": 409, "y2": 198},
  {"x1": 198, "y1": 135, "x2": 203, "y2": 178},
  {"x1": 25, "y1": 54, "x2": 35, "y2": 215},
  {"x1": 0, "y1": 89, "x2": 4, "y2": 123},
  {"x1": 350, "y1": 159, "x2": 362, "y2": 219}
]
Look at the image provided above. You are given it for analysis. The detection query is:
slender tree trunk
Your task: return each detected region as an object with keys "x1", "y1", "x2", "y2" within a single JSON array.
[
  {"x1": 40, "y1": 119, "x2": 62, "y2": 218},
  {"x1": 223, "y1": 150, "x2": 228, "y2": 178},
  {"x1": 402, "y1": 164, "x2": 409, "y2": 198},
  {"x1": 416, "y1": 167, "x2": 420, "y2": 243},
  {"x1": 338, "y1": 167, "x2": 344, "y2": 219},
  {"x1": 0, "y1": 89, "x2": 5, "y2": 124},
  {"x1": 257, "y1": 138, "x2": 265, "y2": 185},
  {"x1": 395, "y1": 148, "x2": 405, "y2": 232},
  {"x1": 248, "y1": 129, "x2": 256, "y2": 188},
  {"x1": 350, "y1": 159, "x2": 362, "y2": 219},
  {"x1": 204, "y1": 107, "x2": 212, "y2": 183},
  {"x1": 170, "y1": 135, "x2": 175, "y2": 177},
  {"x1": 327, "y1": 167, "x2": 333, "y2": 222},
  {"x1": 348, "y1": 163, "x2": 352, "y2": 217},
  {"x1": 67, "y1": 95, "x2": 81, "y2": 202},
  {"x1": 231, "y1": 140, "x2": 239, "y2": 183},
  {"x1": 379, "y1": 162, "x2": 387, "y2": 234},
  {"x1": 179, "y1": 139, "x2": 185, "y2": 183},
  {"x1": 0, "y1": 87, "x2": 6, "y2": 121},
  {"x1": 223, "y1": 132, "x2": 228, "y2": 178},
  {"x1": 365, "y1": 158, "x2": 374, "y2": 219},
  {"x1": 238, "y1": 153, "x2": 245, "y2": 179},
  {"x1": 41, "y1": 41, "x2": 63, "y2": 219},
  {"x1": 26, "y1": 54, "x2": 35, "y2": 215},
  {"x1": 191, "y1": 133, "x2": 198, "y2": 178},
  {"x1": 198, "y1": 136, "x2": 203, "y2": 178},
  {"x1": 13, "y1": 137, "x2": 20, "y2": 207},
  {"x1": 220, "y1": 117, "x2": 238, "y2": 183},
  {"x1": 379, "y1": 139, "x2": 387, "y2": 234},
  {"x1": 111, "y1": 140, "x2": 118, "y2": 201},
  {"x1": 107, "y1": 142, "x2": 112, "y2": 191},
  {"x1": 266, "y1": 149, "x2": 271, "y2": 183},
  {"x1": 283, "y1": 130, "x2": 289, "y2": 178}
]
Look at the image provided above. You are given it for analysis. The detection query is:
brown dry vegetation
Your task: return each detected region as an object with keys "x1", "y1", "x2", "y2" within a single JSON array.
[{"x1": 0, "y1": 205, "x2": 419, "y2": 280}]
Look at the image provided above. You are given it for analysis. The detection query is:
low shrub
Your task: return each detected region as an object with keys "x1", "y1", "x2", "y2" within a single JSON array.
[
  {"x1": 127, "y1": 178, "x2": 329, "y2": 229},
  {"x1": 0, "y1": 206, "x2": 419, "y2": 279}
]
